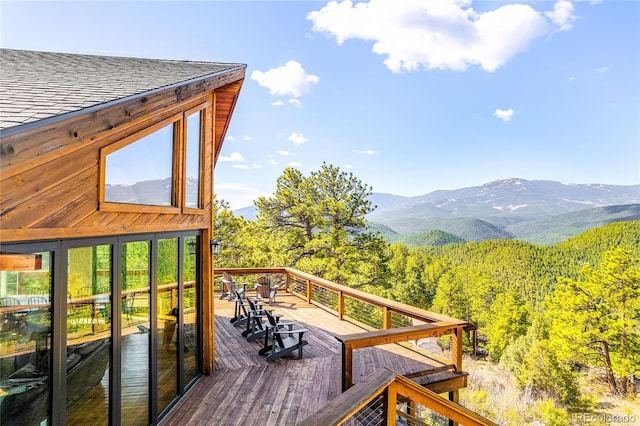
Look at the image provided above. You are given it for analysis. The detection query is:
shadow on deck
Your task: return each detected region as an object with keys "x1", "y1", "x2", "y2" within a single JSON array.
[{"x1": 160, "y1": 292, "x2": 464, "y2": 426}]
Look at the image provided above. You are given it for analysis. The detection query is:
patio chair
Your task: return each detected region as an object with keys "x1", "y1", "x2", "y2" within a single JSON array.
[
  {"x1": 220, "y1": 272, "x2": 246, "y2": 301},
  {"x1": 0, "y1": 297, "x2": 26, "y2": 332},
  {"x1": 230, "y1": 290, "x2": 249, "y2": 327},
  {"x1": 242, "y1": 298, "x2": 281, "y2": 342},
  {"x1": 261, "y1": 310, "x2": 308, "y2": 361},
  {"x1": 27, "y1": 296, "x2": 49, "y2": 315},
  {"x1": 255, "y1": 275, "x2": 281, "y2": 304}
]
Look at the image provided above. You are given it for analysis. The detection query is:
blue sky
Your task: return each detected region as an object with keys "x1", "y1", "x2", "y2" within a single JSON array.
[{"x1": 2, "y1": 1, "x2": 639, "y2": 209}]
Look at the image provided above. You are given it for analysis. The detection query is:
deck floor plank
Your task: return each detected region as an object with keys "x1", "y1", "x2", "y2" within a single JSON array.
[{"x1": 160, "y1": 292, "x2": 465, "y2": 425}]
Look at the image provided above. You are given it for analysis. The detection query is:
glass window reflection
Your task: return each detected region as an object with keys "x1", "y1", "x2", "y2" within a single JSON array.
[
  {"x1": 66, "y1": 245, "x2": 111, "y2": 425},
  {"x1": 0, "y1": 252, "x2": 51, "y2": 426},
  {"x1": 105, "y1": 124, "x2": 174, "y2": 206},
  {"x1": 185, "y1": 112, "x2": 202, "y2": 209}
]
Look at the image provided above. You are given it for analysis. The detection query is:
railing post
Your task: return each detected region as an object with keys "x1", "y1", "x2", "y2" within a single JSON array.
[
  {"x1": 384, "y1": 381, "x2": 397, "y2": 425},
  {"x1": 449, "y1": 325, "x2": 464, "y2": 426},
  {"x1": 382, "y1": 306, "x2": 391, "y2": 330},
  {"x1": 451, "y1": 326, "x2": 463, "y2": 374},
  {"x1": 285, "y1": 272, "x2": 289, "y2": 292},
  {"x1": 306, "y1": 279, "x2": 312, "y2": 303},
  {"x1": 342, "y1": 342, "x2": 353, "y2": 392},
  {"x1": 338, "y1": 291, "x2": 344, "y2": 320}
]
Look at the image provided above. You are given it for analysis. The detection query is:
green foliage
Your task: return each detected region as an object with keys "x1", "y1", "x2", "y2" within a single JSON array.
[
  {"x1": 398, "y1": 229, "x2": 466, "y2": 247},
  {"x1": 519, "y1": 339, "x2": 584, "y2": 409},
  {"x1": 546, "y1": 248, "x2": 640, "y2": 395},
  {"x1": 485, "y1": 289, "x2": 531, "y2": 361},
  {"x1": 535, "y1": 399, "x2": 569, "y2": 426},
  {"x1": 431, "y1": 266, "x2": 501, "y2": 327},
  {"x1": 500, "y1": 316, "x2": 547, "y2": 380},
  {"x1": 254, "y1": 163, "x2": 388, "y2": 287},
  {"x1": 213, "y1": 196, "x2": 252, "y2": 267}
]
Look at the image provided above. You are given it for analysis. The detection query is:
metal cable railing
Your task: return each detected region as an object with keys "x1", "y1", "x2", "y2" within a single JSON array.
[{"x1": 342, "y1": 394, "x2": 384, "y2": 426}]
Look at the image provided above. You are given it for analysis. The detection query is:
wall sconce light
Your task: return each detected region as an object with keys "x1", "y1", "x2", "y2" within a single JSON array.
[{"x1": 210, "y1": 239, "x2": 222, "y2": 255}]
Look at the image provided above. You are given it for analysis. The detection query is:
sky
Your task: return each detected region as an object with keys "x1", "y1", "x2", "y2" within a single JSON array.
[{"x1": 2, "y1": 0, "x2": 639, "y2": 210}]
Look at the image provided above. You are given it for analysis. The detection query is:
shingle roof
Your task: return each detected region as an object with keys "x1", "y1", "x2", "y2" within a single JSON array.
[{"x1": 0, "y1": 49, "x2": 245, "y2": 132}]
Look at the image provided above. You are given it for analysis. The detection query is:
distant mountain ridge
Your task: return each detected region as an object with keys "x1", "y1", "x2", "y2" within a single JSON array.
[
  {"x1": 368, "y1": 178, "x2": 639, "y2": 223},
  {"x1": 367, "y1": 178, "x2": 640, "y2": 244},
  {"x1": 233, "y1": 178, "x2": 640, "y2": 245}
]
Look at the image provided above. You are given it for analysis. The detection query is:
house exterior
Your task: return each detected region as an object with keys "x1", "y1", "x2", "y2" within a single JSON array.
[{"x1": 0, "y1": 49, "x2": 245, "y2": 425}]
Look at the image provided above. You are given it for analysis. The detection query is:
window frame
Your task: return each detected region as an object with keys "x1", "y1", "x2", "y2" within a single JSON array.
[
  {"x1": 99, "y1": 113, "x2": 182, "y2": 213},
  {"x1": 181, "y1": 104, "x2": 207, "y2": 215}
]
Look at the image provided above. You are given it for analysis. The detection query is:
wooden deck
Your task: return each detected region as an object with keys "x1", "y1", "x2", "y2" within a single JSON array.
[{"x1": 160, "y1": 292, "x2": 464, "y2": 426}]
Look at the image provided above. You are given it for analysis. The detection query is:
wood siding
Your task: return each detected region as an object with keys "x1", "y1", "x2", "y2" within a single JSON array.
[{"x1": 0, "y1": 73, "x2": 244, "y2": 244}]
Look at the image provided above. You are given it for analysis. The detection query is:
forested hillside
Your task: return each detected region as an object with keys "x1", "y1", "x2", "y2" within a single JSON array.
[{"x1": 215, "y1": 165, "x2": 640, "y2": 421}]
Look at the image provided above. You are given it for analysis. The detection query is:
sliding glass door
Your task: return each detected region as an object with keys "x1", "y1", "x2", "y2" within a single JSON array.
[
  {"x1": 66, "y1": 244, "x2": 112, "y2": 425},
  {"x1": 120, "y1": 240, "x2": 151, "y2": 426},
  {"x1": 0, "y1": 231, "x2": 201, "y2": 425}
]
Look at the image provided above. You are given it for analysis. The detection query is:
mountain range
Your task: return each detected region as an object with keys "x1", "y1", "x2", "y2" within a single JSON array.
[{"x1": 235, "y1": 178, "x2": 640, "y2": 245}]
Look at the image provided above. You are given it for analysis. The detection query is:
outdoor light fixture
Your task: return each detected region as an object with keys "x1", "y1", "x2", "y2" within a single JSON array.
[{"x1": 210, "y1": 239, "x2": 222, "y2": 255}]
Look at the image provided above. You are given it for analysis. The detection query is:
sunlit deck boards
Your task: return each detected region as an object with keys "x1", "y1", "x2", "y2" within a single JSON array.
[{"x1": 160, "y1": 292, "x2": 465, "y2": 425}]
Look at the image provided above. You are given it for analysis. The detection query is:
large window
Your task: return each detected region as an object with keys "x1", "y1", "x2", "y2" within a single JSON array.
[
  {"x1": 100, "y1": 102, "x2": 208, "y2": 212},
  {"x1": 184, "y1": 111, "x2": 202, "y2": 210},
  {"x1": 104, "y1": 122, "x2": 176, "y2": 207}
]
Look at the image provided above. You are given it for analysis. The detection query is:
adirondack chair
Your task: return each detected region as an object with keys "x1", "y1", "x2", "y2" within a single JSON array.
[
  {"x1": 255, "y1": 275, "x2": 281, "y2": 304},
  {"x1": 242, "y1": 299, "x2": 266, "y2": 342},
  {"x1": 242, "y1": 298, "x2": 281, "y2": 342},
  {"x1": 261, "y1": 310, "x2": 308, "y2": 361},
  {"x1": 220, "y1": 272, "x2": 246, "y2": 301},
  {"x1": 230, "y1": 290, "x2": 249, "y2": 327}
]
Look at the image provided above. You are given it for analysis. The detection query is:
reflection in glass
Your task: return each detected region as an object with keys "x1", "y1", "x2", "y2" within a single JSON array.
[
  {"x1": 185, "y1": 112, "x2": 202, "y2": 209},
  {"x1": 0, "y1": 252, "x2": 51, "y2": 426},
  {"x1": 66, "y1": 245, "x2": 112, "y2": 425},
  {"x1": 105, "y1": 123, "x2": 174, "y2": 206},
  {"x1": 157, "y1": 238, "x2": 179, "y2": 412},
  {"x1": 183, "y1": 236, "x2": 199, "y2": 387},
  {"x1": 121, "y1": 241, "x2": 150, "y2": 426}
]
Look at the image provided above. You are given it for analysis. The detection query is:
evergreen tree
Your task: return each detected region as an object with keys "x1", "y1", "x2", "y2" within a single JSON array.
[
  {"x1": 255, "y1": 163, "x2": 388, "y2": 286},
  {"x1": 546, "y1": 248, "x2": 640, "y2": 395}
]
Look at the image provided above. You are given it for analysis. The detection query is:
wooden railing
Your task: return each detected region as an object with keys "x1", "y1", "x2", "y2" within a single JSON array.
[
  {"x1": 215, "y1": 268, "x2": 472, "y2": 390},
  {"x1": 299, "y1": 368, "x2": 498, "y2": 426}
]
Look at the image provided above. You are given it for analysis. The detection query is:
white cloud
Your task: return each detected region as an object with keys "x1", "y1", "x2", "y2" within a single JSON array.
[
  {"x1": 595, "y1": 66, "x2": 609, "y2": 74},
  {"x1": 268, "y1": 159, "x2": 278, "y2": 165},
  {"x1": 243, "y1": 136, "x2": 253, "y2": 141},
  {"x1": 288, "y1": 161, "x2": 303, "y2": 167},
  {"x1": 307, "y1": 0, "x2": 572, "y2": 72},
  {"x1": 353, "y1": 149, "x2": 379, "y2": 155},
  {"x1": 225, "y1": 135, "x2": 235, "y2": 141},
  {"x1": 343, "y1": 164, "x2": 354, "y2": 169},
  {"x1": 232, "y1": 163, "x2": 262, "y2": 169},
  {"x1": 218, "y1": 152, "x2": 245, "y2": 162},
  {"x1": 271, "y1": 100, "x2": 285, "y2": 106},
  {"x1": 278, "y1": 150, "x2": 293, "y2": 156},
  {"x1": 289, "y1": 99, "x2": 303, "y2": 109},
  {"x1": 250, "y1": 60, "x2": 319, "y2": 97},
  {"x1": 288, "y1": 132, "x2": 308, "y2": 145},
  {"x1": 494, "y1": 108, "x2": 514, "y2": 121},
  {"x1": 545, "y1": 0, "x2": 576, "y2": 31},
  {"x1": 214, "y1": 183, "x2": 267, "y2": 210}
]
